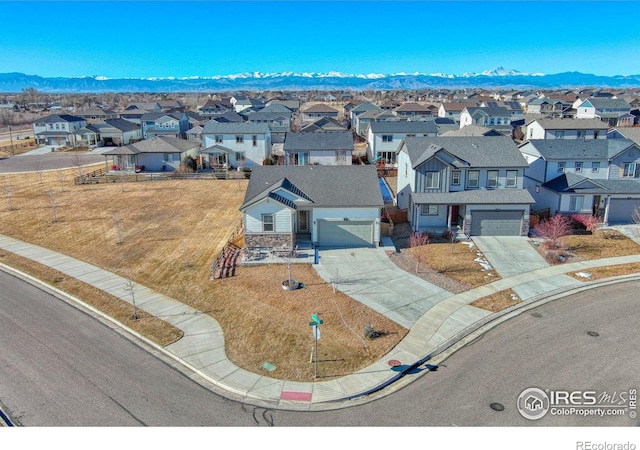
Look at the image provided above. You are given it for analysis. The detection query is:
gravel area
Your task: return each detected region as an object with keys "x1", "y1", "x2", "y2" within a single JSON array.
[{"x1": 387, "y1": 222, "x2": 471, "y2": 294}]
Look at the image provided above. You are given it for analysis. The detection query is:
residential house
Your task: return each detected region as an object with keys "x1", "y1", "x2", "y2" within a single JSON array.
[
  {"x1": 283, "y1": 131, "x2": 354, "y2": 165},
  {"x1": 125, "y1": 102, "x2": 162, "y2": 112},
  {"x1": 396, "y1": 136, "x2": 534, "y2": 236},
  {"x1": 459, "y1": 106, "x2": 513, "y2": 132},
  {"x1": 33, "y1": 114, "x2": 87, "y2": 146},
  {"x1": 233, "y1": 96, "x2": 265, "y2": 113},
  {"x1": 75, "y1": 108, "x2": 118, "y2": 123},
  {"x1": 299, "y1": 116, "x2": 348, "y2": 132},
  {"x1": 301, "y1": 104, "x2": 340, "y2": 123},
  {"x1": 199, "y1": 99, "x2": 233, "y2": 119},
  {"x1": 102, "y1": 136, "x2": 200, "y2": 172},
  {"x1": 524, "y1": 118, "x2": 609, "y2": 140},
  {"x1": 575, "y1": 98, "x2": 633, "y2": 127},
  {"x1": 186, "y1": 125, "x2": 203, "y2": 145},
  {"x1": 437, "y1": 102, "x2": 478, "y2": 123},
  {"x1": 366, "y1": 120, "x2": 438, "y2": 165},
  {"x1": 440, "y1": 124, "x2": 507, "y2": 137},
  {"x1": 379, "y1": 100, "x2": 402, "y2": 111},
  {"x1": 140, "y1": 112, "x2": 190, "y2": 139},
  {"x1": 73, "y1": 118, "x2": 142, "y2": 147},
  {"x1": 240, "y1": 165, "x2": 383, "y2": 250},
  {"x1": 519, "y1": 139, "x2": 640, "y2": 224},
  {"x1": 349, "y1": 101, "x2": 381, "y2": 135},
  {"x1": 393, "y1": 102, "x2": 436, "y2": 119},
  {"x1": 525, "y1": 97, "x2": 569, "y2": 116},
  {"x1": 201, "y1": 121, "x2": 271, "y2": 168}
]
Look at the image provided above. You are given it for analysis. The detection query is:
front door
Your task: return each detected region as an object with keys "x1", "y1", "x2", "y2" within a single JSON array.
[
  {"x1": 450, "y1": 205, "x2": 460, "y2": 225},
  {"x1": 593, "y1": 195, "x2": 601, "y2": 217},
  {"x1": 297, "y1": 210, "x2": 309, "y2": 232}
]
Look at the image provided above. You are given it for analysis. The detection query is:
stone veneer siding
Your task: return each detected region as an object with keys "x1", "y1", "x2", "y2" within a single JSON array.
[{"x1": 245, "y1": 233, "x2": 294, "y2": 249}]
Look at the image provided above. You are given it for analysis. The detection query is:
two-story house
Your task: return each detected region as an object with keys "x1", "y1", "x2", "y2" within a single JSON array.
[
  {"x1": 459, "y1": 106, "x2": 513, "y2": 130},
  {"x1": 575, "y1": 98, "x2": 634, "y2": 127},
  {"x1": 301, "y1": 104, "x2": 340, "y2": 123},
  {"x1": 283, "y1": 131, "x2": 353, "y2": 165},
  {"x1": 366, "y1": 120, "x2": 438, "y2": 166},
  {"x1": 519, "y1": 139, "x2": 640, "y2": 223},
  {"x1": 201, "y1": 121, "x2": 271, "y2": 168},
  {"x1": 33, "y1": 114, "x2": 87, "y2": 146},
  {"x1": 396, "y1": 136, "x2": 534, "y2": 236},
  {"x1": 75, "y1": 108, "x2": 119, "y2": 123},
  {"x1": 525, "y1": 97, "x2": 570, "y2": 116},
  {"x1": 350, "y1": 101, "x2": 381, "y2": 135},
  {"x1": 140, "y1": 112, "x2": 190, "y2": 140},
  {"x1": 199, "y1": 99, "x2": 234, "y2": 119},
  {"x1": 437, "y1": 102, "x2": 478, "y2": 123},
  {"x1": 393, "y1": 102, "x2": 437, "y2": 119},
  {"x1": 524, "y1": 118, "x2": 609, "y2": 140}
]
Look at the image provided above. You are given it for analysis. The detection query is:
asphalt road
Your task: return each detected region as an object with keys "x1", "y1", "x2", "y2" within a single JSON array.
[
  {"x1": 0, "y1": 152, "x2": 105, "y2": 173},
  {"x1": 1, "y1": 268, "x2": 639, "y2": 429}
]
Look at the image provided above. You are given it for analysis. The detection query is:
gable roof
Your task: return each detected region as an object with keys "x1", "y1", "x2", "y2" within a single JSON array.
[
  {"x1": 202, "y1": 121, "x2": 269, "y2": 134},
  {"x1": 542, "y1": 172, "x2": 640, "y2": 194},
  {"x1": 37, "y1": 114, "x2": 85, "y2": 123},
  {"x1": 283, "y1": 131, "x2": 353, "y2": 151},
  {"x1": 369, "y1": 120, "x2": 438, "y2": 134},
  {"x1": 350, "y1": 102, "x2": 381, "y2": 113},
  {"x1": 581, "y1": 98, "x2": 630, "y2": 109},
  {"x1": 393, "y1": 102, "x2": 433, "y2": 112},
  {"x1": 103, "y1": 118, "x2": 142, "y2": 132},
  {"x1": 240, "y1": 165, "x2": 383, "y2": 211},
  {"x1": 400, "y1": 136, "x2": 527, "y2": 169},
  {"x1": 464, "y1": 106, "x2": 511, "y2": 117},
  {"x1": 523, "y1": 139, "x2": 638, "y2": 160},
  {"x1": 531, "y1": 118, "x2": 609, "y2": 130},
  {"x1": 303, "y1": 104, "x2": 339, "y2": 113}
]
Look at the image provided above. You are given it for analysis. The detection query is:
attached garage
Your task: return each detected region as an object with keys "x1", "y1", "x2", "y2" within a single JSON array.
[
  {"x1": 317, "y1": 219, "x2": 375, "y2": 248},
  {"x1": 470, "y1": 210, "x2": 524, "y2": 236},
  {"x1": 608, "y1": 198, "x2": 640, "y2": 224}
]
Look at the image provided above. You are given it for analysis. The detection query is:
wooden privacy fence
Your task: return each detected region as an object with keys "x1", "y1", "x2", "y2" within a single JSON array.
[{"x1": 210, "y1": 220, "x2": 245, "y2": 280}]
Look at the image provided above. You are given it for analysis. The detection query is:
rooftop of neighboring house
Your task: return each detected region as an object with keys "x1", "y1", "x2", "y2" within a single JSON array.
[
  {"x1": 581, "y1": 97, "x2": 631, "y2": 109},
  {"x1": 393, "y1": 102, "x2": 433, "y2": 112},
  {"x1": 202, "y1": 121, "x2": 270, "y2": 134},
  {"x1": 440, "y1": 124, "x2": 507, "y2": 137},
  {"x1": 302, "y1": 104, "x2": 339, "y2": 113},
  {"x1": 283, "y1": 131, "x2": 353, "y2": 150},
  {"x1": 439, "y1": 102, "x2": 479, "y2": 112},
  {"x1": 102, "y1": 136, "x2": 199, "y2": 155},
  {"x1": 521, "y1": 138, "x2": 638, "y2": 160},
  {"x1": 368, "y1": 120, "x2": 438, "y2": 134},
  {"x1": 35, "y1": 114, "x2": 85, "y2": 123},
  {"x1": 401, "y1": 135, "x2": 528, "y2": 168},
  {"x1": 530, "y1": 117, "x2": 610, "y2": 130},
  {"x1": 542, "y1": 172, "x2": 640, "y2": 194}
]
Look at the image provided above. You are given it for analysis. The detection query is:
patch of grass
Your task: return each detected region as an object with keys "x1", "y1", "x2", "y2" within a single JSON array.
[
  {"x1": 471, "y1": 289, "x2": 522, "y2": 313},
  {"x1": 570, "y1": 262, "x2": 640, "y2": 282},
  {"x1": 559, "y1": 230, "x2": 640, "y2": 260},
  {"x1": 0, "y1": 170, "x2": 407, "y2": 381},
  {"x1": 410, "y1": 241, "x2": 500, "y2": 288},
  {"x1": 0, "y1": 250, "x2": 183, "y2": 347}
]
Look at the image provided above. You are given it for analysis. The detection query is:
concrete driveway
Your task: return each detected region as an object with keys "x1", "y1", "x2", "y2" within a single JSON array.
[{"x1": 314, "y1": 246, "x2": 452, "y2": 329}]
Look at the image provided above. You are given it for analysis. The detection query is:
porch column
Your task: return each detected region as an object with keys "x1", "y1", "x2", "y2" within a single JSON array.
[
  {"x1": 447, "y1": 205, "x2": 452, "y2": 229},
  {"x1": 603, "y1": 196, "x2": 611, "y2": 225}
]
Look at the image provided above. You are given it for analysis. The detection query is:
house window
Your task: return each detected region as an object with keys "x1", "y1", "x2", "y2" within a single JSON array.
[
  {"x1": 236, "y1": 135, "x2": 244, "y2": 143},
  {"x1": 467, "y1": 170, "x2": 479, "y2": 188},
  {"x1": 252, "y1": 135, "x2": 258, "y2": 147},
  {"x1": 215, "y1": 135, "x2": 223, "y2": 143},
  {"x1": 425, "y1": 171, "x2": 440, "y2": 189},
  {"x1": 163, "y1": 153, "x2": 176, "y2": 163},
  {"x1": 594, "y1": 131, "x2": 600, "y2": 139},
  {"x1": 575, "y1": 162, "x2": 583, "y2": 173},
  {"x1": 487, "y1": 170, "x2": 499, "y2": 188},
  {"x1": 623, "y1": 163, "x2": 638, "y2": 178},
  {"x1": 382, "y1": 135, "x2": 393, "y2": 142},
  {"x1": 506, "y1": 170, "x2": 518, "y2": 188},
  {"x1": 404, "y1": 163, "x2": 408, "y2": 178},
  {"x1": 421, "y1": 205, "x2": 438, "y2": 216},
  {"x1": 577, "y1": 130, "x2": 586, "y2": 139},
  {"x1": 380, "y1": 151, "x2": 396, "y2": 164},
  {"x1": 451, "y1": 171, "x2": 460, "y2": 186},
  {"x1": 555, "y1": 131, "x2": 564, "y2": 139},
  {"x1": 335, "y1": 150, "x2": 346, "y2": 162},
  {"x1": 569, "y1": 195, "x2": 584, "y2": 212},
  {"x1": 235, "y1": 152, "x2": 246, "y2": 162},
  {"x1": 262, "y1": 214, "x2": 274, "y2": 232},
  {"x1": 592, "y1": 162, "x2": 600, "y2": 172},
  {"x1": 557, "y1": 162, "x2": 566, "y2": 173}
]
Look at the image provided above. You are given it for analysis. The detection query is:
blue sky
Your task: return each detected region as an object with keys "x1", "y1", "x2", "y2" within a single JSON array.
[{"x1": 1, "y1": 1, "x2": 639, "y2": 78}]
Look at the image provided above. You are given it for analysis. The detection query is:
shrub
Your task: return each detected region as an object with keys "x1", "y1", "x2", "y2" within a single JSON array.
[
  {"x1": 442, "y1": 228, "x2": 456, "y2": 242},
  {"x1": 533, "y1": 214, "x2": 572, "y2": 248},
  {"x1": 363, "y1": 322, "x2": 380, "y2": 339},
  {"x1": 571, "y1": 214, "x2": 602, "y2": 232}
]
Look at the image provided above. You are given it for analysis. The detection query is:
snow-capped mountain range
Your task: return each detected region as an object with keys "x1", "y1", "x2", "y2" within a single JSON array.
[{"x1": 1, "y1": 68, "x2": 639, "y2": 93}]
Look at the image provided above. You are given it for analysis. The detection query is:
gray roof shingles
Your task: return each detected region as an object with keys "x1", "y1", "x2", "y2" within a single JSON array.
[
  {"x1": 283, "y1": 131, "x2": 354, "y2": 151},
  {"x1": 524, "y1": 139, "x2": 637, "y2": 160}
]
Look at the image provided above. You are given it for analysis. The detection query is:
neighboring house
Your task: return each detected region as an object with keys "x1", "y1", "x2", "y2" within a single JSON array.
[
  {"x1": 157, "y1": 99, "x2": 183, "y2": 111},
  {"x1": 440, "y1": 124, "x2": 506, "y2": 137},
  {"x1": 184, "y1": 110, "x2": 206, "y2": 128},
  {"x1": 393, "y1": 102, "x2": 436, "y2": 119},
  {"x1": 199, "y1": 99, "x2": 233, "y2": 119},
  {"x1": 186, "y1": 125, "x2": 203, "y2": 144},
  {"x1": 299, "y1": 116, "x2": 348, "y2": 132},
  {"x1": 608, "y1": 126, "x2": 640, "y2": 145},
  {"x1": 244, "y1": 110, "x2": 292, "y2": 133},
  {"x1": 240, "y1": 165, "x2": 383, "y2": 250},
  {"x1": 459, "y1": 106, "x2": 513, "y2": 130},
  {"x1": 350, "y1": 101, "x2": 381, "y2": 135},
  {"x1": 519, "y1": 139, "x2": 640, "y2": 223},
  {"x1": 266, "y1": 99, "x2": 301, "y2": 113},
  {"x1": 524, "y1": 118, "x2": 609, "y2": 140},
  {"x1": 526, "y1": 97, "x2": 569, "y2": 116},
  {"x1": 575, "y1": 98, "x2": 633, "y2": 127},
  {"x1": 33, "y1": 114, "x2": 87, "y2": 146},
  {"x1": 102, "y1": 136, "x2": 200, "y2": 172},
  {"x1": 140, "y1": 112, "x2": 190, "y2": 139},
  {"x1": 73, "y1": 118, "x2": 142, "y2": 147},
  {"x1": 396, "y1": 136, "x2": 534, "y2": 236},
  {"x1": 380, "y1": 100, "x2": 402, "y2": 111},
  {"x1": 125, "y1": 102, "x2": 162, "y2": 112},
  {"x1": 201, "y1": 121, "x2": 271, "y2": 168},
  {"x1": 301, "y1": 104, "x2": 340, "y2": 123},
  {"x1": 283, "y1": 131, "x2": 354, "y2": 165},
  {"x1": 438, "y1": 102, "x2": 478, "y2": 122},
  {"x1": 234, "y1": 96, "x2": 265, "y2": 113},
  {"x1": 75, "y1": 108, "x2": 118, "y2": 123},
  {"x1": 366, "y1": 120, "x2": 438, "y2": 165}
]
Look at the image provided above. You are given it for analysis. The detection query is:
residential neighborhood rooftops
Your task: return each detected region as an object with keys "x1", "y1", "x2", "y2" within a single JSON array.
[
  {"x1": 531, "y1": 117, "x2": 610, "y2": 130},
  {"x1": 522, "y1": 138, "x2": 638, "y2": 160},
  {"x1": 302, "y1": 104, "x2": 339, "y2": 113},
  {"x1": 202, "y1": 121, "x2": 270, "y2": 134},
  {"x1": 102, "y1": 136, "x2": 199, "y2": 155},
  {"x1": 241, "y1": 164, "x2": 383, "y2": 210},
  {"x1": 36, "y1": 114, "x2": 85, "y2": 123},
  {"x1": 369, "y1": 120, "x2": 438, "y2": 133},
  {"x1": 284, "y1": 131, "x2": 353, "y2": 150},
  {"x1": 542, "y1": 172, "x2": 640, "y2": 194},
  {"x1": 412, "y1": 188, "x2": 535, "y2": 205}
]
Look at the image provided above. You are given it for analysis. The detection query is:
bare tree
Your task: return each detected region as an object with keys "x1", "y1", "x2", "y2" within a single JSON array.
[
  {"x1": 112, "y1": 211, "x2": 124, "y2": 244},
  {"x1": 71, "y1": 153, "x2": 87, "y2": 183},
  {"x1": 279, "y1": 246, "x2": 299, "y2": 289},
  {"x1": 123, "y1": 279, "x2": 139, "y2": 320},
  {"x1": 56, "y1": 170, "x2": 65, "y2": 192},
  {"x1": 35, "y1": 159, "x2": 44, "y2": 184},
  {"x1": 3, "y1": 178, "x2": 14, "y2": 211},
  {"x1": 533, "y1": 214, "x2": 572, "y2": 249},
  {"x1": 46, "y1": 190, "x2": 58, "y2": 222},
  {"x1": 182, "y1": 240, "x2": 191, "y2": 268},
  {"x1": 409, "y1": 231, "x2": 430, "y2": 273}
]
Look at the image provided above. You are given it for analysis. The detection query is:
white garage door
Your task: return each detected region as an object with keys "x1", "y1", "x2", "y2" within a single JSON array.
[
  {"x1": 470, "y1": 211, "x2": 523, "y2": 236},
  {"x1": 317, "y1": 220, "x2": 374, "y2": 248},
  {"x1": 608, "y1": 199, "x2": 640, "y2": 224}
]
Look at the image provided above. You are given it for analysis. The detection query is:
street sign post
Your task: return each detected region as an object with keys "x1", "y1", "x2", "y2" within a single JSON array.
[{"x1": 309, "y1": 313, "x2": 323, "y2": 379}]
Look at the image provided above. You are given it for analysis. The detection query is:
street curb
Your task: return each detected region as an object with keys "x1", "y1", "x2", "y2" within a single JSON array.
[{"x1": 331, "y1": 273, "x2": 640, "y2": 404}]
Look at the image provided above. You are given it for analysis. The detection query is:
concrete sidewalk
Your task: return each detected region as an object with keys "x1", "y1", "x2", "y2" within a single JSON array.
[{"x1": 1, "y1": 233, "x2": 639, "y2": 411}]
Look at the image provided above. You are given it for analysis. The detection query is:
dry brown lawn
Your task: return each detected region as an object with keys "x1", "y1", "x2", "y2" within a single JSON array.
[
  {"x1": 559, "y1": 229, "x2": 640, "y2": 260},
  {"x1": 471, "y1": 289, "x2": 522, "y2": 313},
  {"x1": 0, "y1": 168, "x2": 407, "y2": 381},
  {"x1": 569, "y1": 262, "x2": 640, "y2": 282}
]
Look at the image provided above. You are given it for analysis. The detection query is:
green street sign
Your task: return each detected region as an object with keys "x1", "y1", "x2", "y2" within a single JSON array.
[
  {"x1": 311, "y1": 314, "x2": 321, "y2": 324},
  {"x1": 309, "y1": 320, "x2": 324, "y2": 326}
]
